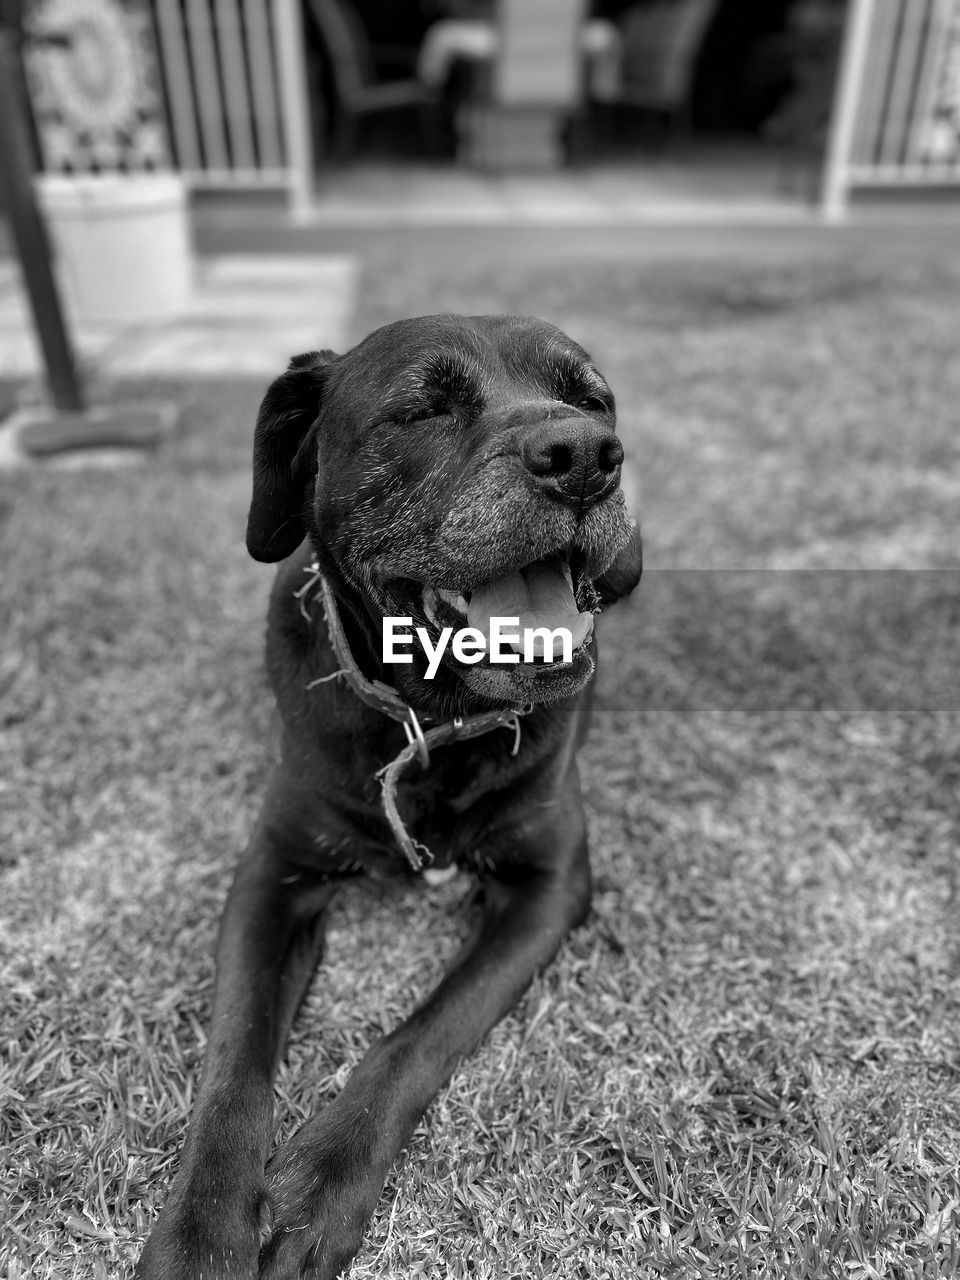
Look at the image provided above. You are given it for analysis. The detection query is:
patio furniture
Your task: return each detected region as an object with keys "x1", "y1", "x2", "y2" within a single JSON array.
[
  {"x1": 306, "y1": 0, "x2": 438, "y2": 159},
  {"x1": 615, "y1": 0, "x2": 719, "y2": 129},
  {"x1": 420, "y1": 0, "x2": 617, "y2": 168},
  {"x1": 418, "y1": 12, "x2": 622, "y2": 102},
  {"x1": 493, "y1": 0, "x2": 589, "y2": 109}
]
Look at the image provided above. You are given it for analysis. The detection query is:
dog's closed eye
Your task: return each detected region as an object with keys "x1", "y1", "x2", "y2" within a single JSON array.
[
  {"x1": 380, "y1": 358, "x2": 484, "y2": 429},
  {"x1": 371, "y1": 401, "x2": 456, "y2": 433},
  {"x1": 550, "y1": 357, "x2": 614, "y2": 415},
  {"x1": 400, "y1": 400, "x2": 455, "y2": 425},
  {"x1": 574, "y1": 391, "x2": 614, "y2": 413}
]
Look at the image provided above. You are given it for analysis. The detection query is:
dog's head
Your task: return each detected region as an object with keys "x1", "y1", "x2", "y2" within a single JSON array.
[{"x1": 247, "y1": 315, "x2": 642, "y2": 714}]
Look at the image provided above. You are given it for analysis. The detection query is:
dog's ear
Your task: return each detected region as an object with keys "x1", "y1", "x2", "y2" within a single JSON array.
[
  {"x1": 596, "y1": 522, "x2": 643, "y2": 606},
  {"x1": 246, "y1": 350, "x2": 339, "y2": 563}
]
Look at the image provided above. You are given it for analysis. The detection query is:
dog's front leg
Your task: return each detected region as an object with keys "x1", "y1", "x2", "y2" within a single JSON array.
[
  {"x1": 259, "y1": 800, "x2": 590, "y2": 1280},
  {"x1": 136, "y1": 799, "x2": 337, "y2": 1280}
]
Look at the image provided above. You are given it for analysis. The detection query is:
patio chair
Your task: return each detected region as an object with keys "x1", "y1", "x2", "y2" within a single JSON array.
[
  {"x1": 615, "y1": 0, "x2": 720, "y2": 129},
  {"x1": 492, "y1": 0, "x2": 588, "y2": 109},
  {"x1": 464, "y1": 0, "x2": 592, "y2": 169},
  {"x1": 305, "y1": 0, "x2": 438, "y2": 159}
]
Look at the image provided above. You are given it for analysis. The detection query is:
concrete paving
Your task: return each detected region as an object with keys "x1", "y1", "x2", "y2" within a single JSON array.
[
  {"x1": 0, "y1": 252, "x2": 357, "y2": 466},
  {"x1": 296, "y1": 155, "x2": 813, "y2": 227},
  {"x1": 0, "y1": 253, "x2": 357, "y2": 382}
]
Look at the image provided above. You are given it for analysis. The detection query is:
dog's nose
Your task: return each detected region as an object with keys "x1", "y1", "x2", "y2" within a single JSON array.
[{"x1": 521, "y1": 419, "x2": 624, "y2": 506}]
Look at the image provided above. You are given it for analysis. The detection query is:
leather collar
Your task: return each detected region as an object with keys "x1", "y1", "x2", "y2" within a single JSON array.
[{"x1": 298, "y1": 562, "x2": 531, "y2": 871}]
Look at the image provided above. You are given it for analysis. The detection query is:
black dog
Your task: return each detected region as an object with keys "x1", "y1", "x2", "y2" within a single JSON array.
[{"x1": 137, "y1": 314, "x2": 642, "y2": 1279}]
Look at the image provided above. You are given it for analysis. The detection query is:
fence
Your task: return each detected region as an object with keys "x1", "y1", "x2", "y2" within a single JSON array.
[
  {"x1": 823, "y1": 0, "x2": 960, "y2": 216},
  {"x1": 149, "y1": 0, "x2": 313, "y2": 211},
  {"x1": 27, "y1": 0, "x2": 959, "y2": 219}
]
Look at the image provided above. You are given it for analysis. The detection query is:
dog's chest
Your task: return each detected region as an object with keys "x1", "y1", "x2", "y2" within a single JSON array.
[{"x1": 389, "y1": 744, "x2": 505, "y2": 870}]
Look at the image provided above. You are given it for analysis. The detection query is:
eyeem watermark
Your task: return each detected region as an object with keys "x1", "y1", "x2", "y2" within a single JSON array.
[{"x1": 383, "y1": 617, "x2": 573, "y2": 678}]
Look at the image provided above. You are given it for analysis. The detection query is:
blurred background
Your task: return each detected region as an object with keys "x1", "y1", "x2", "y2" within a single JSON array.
[
  {"x1": 0, "y1": 0, "x2": 958, "y2": 239},
  {"x1": 1, "y1": 0, "x2": 959, "y2": 388},
  {"x1": 2, "y1": 0, "x2": 959, "y2": 402}
]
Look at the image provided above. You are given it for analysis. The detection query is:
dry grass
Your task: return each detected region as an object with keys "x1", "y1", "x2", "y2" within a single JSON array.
[{"x1": 2, "y1": 241, "x2": 959, "y2": 1279}]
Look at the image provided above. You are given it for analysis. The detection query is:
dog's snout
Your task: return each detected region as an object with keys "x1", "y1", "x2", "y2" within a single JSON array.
[{"x1": 521, "y1": 419, "x2": 624, "y2": 506}]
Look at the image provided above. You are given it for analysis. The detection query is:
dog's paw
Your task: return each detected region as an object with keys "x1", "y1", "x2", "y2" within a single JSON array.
[
  {"x1": 258, "y1": 1111, "x2": 385, "y2": 1280},
  {"x1": 136, "y1": 1184, "x2": 271, "y2": 1280}
]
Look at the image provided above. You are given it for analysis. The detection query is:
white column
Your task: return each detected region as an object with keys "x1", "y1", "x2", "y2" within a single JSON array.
[
  {"x1": 820, "y1": 0, "x2": 879, "y2": 222},
  {"x1": 273, "y1": 0, "x2": 315, "y2": 221}
]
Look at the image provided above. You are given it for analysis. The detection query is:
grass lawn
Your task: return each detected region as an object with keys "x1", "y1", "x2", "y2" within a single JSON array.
[{"x1": 2, "y1": 238, "x2": 959, "y2": 1279}]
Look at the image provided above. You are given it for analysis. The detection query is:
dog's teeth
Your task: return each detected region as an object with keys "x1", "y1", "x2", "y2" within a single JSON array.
[
  {"x1": 561, "y1": 562, "x2": 574, "y2": 589},
  {"x1": 437, "y1": 588, "x2": 468, "y2": 614},
  {"x1": 422, "y1": 586, "x2": 439, "y2": 625}
]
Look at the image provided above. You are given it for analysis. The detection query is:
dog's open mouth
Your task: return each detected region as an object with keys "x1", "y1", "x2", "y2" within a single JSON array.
[
  {"x1": 426, "y1": 558, "x2": 594, "y2": 661},
  {"x1": 391, "y1": 554, "x2": 599, "y2": 672},
  {"x1": 378, "y1": 551, "x2": 606, "y2": 707}
]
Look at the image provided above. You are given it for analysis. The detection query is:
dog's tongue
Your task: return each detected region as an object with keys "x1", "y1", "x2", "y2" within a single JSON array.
[{"x1": 467, "y1": 559, "x2": 593, "y2": 658}]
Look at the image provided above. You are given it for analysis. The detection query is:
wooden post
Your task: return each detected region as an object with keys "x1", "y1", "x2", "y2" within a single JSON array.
[
  {"x1": 820, "y1": 0, "x2": 878, "y2": 222},
  {"x1": 0, "y1": 2, "x2": 84, "y2": 412}
]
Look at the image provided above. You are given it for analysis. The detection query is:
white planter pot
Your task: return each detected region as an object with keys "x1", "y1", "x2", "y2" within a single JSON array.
[{"x1": 34, "y1": 172, "x2": 193, "y2": 324}]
